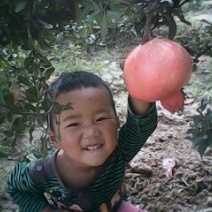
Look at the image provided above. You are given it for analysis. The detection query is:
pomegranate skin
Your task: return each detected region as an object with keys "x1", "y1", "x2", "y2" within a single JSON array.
[
  {"x1": 160, "y1": 90, "x2": 185, "y2": 114},
  {"x1": 123, "y1": 38, "x2": 193, "y2": 101}
]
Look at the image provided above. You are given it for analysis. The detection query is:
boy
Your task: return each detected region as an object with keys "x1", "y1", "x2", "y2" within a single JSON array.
[{"x1": 7, "y1": 71, "x2": 157, "y2": 212}]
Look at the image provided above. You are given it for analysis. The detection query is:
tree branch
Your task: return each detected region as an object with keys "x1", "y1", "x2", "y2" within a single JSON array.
[{"x1": 142, "y1": 0, "x2": 160, "y2": 44}]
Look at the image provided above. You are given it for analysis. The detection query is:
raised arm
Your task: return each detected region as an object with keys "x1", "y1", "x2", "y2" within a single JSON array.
[
  {"x1": 118, "y1": 96, "x2": 157, "y2": 162},
  {"x1": 129, "y1": 96, "x2": 153, "y2": 115}
]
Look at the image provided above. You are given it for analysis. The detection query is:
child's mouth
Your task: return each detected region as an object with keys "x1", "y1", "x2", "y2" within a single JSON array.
[{"x1": 84, "y1": 144, "x2": 102, "y2": 151}]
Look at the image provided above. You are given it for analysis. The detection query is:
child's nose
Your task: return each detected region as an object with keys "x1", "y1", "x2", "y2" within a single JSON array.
[{"x1": 83, "y1": 124, "x2": 100, "y2": 138}]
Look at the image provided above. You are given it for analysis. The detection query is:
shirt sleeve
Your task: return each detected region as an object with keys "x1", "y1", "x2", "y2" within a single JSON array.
[
  {"x1": 7, "y1": 161, "x2": 48, "y2": 212},
  {"x1": 118, "y1": 101, "x2": 157, "y2": 162}
]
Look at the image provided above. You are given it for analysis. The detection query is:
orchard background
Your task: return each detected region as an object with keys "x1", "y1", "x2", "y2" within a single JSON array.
[{"x1": 0, "y1": 0, "x2": 212, "y2": 211}]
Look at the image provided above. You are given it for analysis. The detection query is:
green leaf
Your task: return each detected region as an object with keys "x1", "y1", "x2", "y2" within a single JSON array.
[
  {"x1": 24, "y1": 103, "x2": 36, "y2": 112},
  {"x1": 86, "y1": 0, "x2": 101, "y2": 11},
  {"x1": 24, "y1": 56, "x2": 34, "y2": 68},
  {"x1": 193, "y1": 115, "x2": 202, "y2": 126},
  {"x1": 40, "y1": 29, "x2": 56, "y2": 46},
  {"x1": 4, "y1": 93, "x2": 14, "y2": 106},
  {"x1": 197, "y1": 139, "x2": 210, "y2": 158},
  {"x1": 76, "y1": 6, "x2": 93, "y2": 22},
  {"x1": 100, "y1": 13, "x2": 109, "y2": 40},
  {"x1": 202, "y1": 114, "x2": 211, "y2": 131},
  {"x1": 13, "y1": 117, "x2": 22, "y2": 128},
  {"x1": 0, "y1": 54, "x2": 11, "y2": 68},
  {"x1": 207, "y1": 129, "x2": 212, "y2": 147},
  {"x1": 107, "y1": 10, "x2": 122, "y2": 20},
  {"x1": 88, "y1": 10, "x2": 101, "y2": 22},
  {"x1": 26, "y1": 87, "x2": 38, "y2": 102},
  {"x1": 52, "y1": 102, "x2": 72, "y2": 114},
  {"x1": 15, "y1": 1, "x2": 27, "y2": 13},
  {"x1": 18, "y1": 75, "x2": 32, "y2": 86},
  {"x1": 36, "y1": 52, "x2": 53, "y2": 69},
  {"x1": 37, "y1": 113, "x2": 47, "y2": 127},
  {"x1": 187, "y1": 128, "x2": 196, "y2": 136},
  {"x1": 3, "y1": 130, "x2": 14, "y2": 137},
  {"x1": 44, "y1": 67, "x2": 54, "y2": 80}
]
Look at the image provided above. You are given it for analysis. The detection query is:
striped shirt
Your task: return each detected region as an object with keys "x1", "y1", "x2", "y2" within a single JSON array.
[{"x1": 7, "y1": 104, "x2": 157, "y2": 212}]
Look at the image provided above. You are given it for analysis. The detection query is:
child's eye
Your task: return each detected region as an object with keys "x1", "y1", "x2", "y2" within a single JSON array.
[
  {"x1": 67, "y1": 123, "x2": 80, "y2": 127},
  {"x1": 96, "y1": 117, "x2": 108, "y2": 122}
]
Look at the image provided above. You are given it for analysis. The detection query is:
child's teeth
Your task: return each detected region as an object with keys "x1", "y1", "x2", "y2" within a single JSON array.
[{"x1": 87, "y1": 145, "x2": 100, "y2": 150}]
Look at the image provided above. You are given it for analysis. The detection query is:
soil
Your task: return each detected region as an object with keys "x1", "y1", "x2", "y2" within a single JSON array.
[{"x1": 0, "y1": 3, "x2": 212, "y2": 212}]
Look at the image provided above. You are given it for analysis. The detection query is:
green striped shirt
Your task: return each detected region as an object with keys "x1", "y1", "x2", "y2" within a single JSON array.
[{"x1": 7, "y1": 104, "x2": 157, "y2": 212}]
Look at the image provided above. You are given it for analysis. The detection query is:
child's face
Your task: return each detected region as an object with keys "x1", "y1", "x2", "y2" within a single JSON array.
[{"x1": 51, "y1": 87, "x2": 119, "y2": 168}]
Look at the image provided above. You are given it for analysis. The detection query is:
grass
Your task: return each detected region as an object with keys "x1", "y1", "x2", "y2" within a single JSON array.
[{"x1": 49, "y1": 42, "x2": 113, "y2": 74}]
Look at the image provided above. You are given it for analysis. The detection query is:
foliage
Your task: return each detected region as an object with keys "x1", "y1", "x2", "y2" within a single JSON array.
[
  {"x1": 73, "y1": 0, "x2": 192, "y2": 44},
  {"x1": 50, "y1": 43, "x2": 90, "y2": 73},
  {"x1": 0, "y1": 46, "x2": 54, "y2": 156},
  {"x1": 0, "y1": 0, "x2": 74, "y2": 48},
  {"x1": 49, "y1": 42, "x2": 111, "y2": 74},
  {"x1": 187, "y1": 97, "x2": 212, "y2": 157},
  {"x1": 177, "y1": 20, "x2": 212, "y2": 62},
  {"x1": 0, "y1": 0, "x2": 74, "y2": 156}
]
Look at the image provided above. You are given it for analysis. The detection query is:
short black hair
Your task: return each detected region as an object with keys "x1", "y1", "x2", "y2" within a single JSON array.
[{"x1": 47, "y1": 71, "x2": 116, "y2": 131}]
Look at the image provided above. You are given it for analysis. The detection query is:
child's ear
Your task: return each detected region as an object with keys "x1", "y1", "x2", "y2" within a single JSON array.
[{"x1": 48, "y1": 131, "x2": 61, "y2": 149}]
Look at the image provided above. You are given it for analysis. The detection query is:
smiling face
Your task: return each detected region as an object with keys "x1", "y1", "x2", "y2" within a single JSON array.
[{"x1": 51, "y1": 86, "x2": 119, "y2": 169}]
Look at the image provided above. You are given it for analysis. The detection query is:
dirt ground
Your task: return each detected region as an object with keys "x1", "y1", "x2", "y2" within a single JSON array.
[
  {"x1": 125, "y1": 102, "x2": 212, "y2": 212},
  {"x1": 0, "y1": 3, "x2": 212, "y2": 212}
]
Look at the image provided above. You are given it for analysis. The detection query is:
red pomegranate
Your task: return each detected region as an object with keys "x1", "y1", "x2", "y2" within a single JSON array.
[
  {"x1": 123, "y1": 38, "x2": 193, "y2": 113},
  {"x1": 160, "y1": 89, "x2": 185, "y2": 113}
]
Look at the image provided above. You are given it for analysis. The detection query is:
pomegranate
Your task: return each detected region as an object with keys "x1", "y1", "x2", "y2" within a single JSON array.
[
  {"x1": 123, "y1": 38, "x2": 193, "y2": 113},
  {"x1": 160, "y1": 89, "x2": 185, "y2": 113}
]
